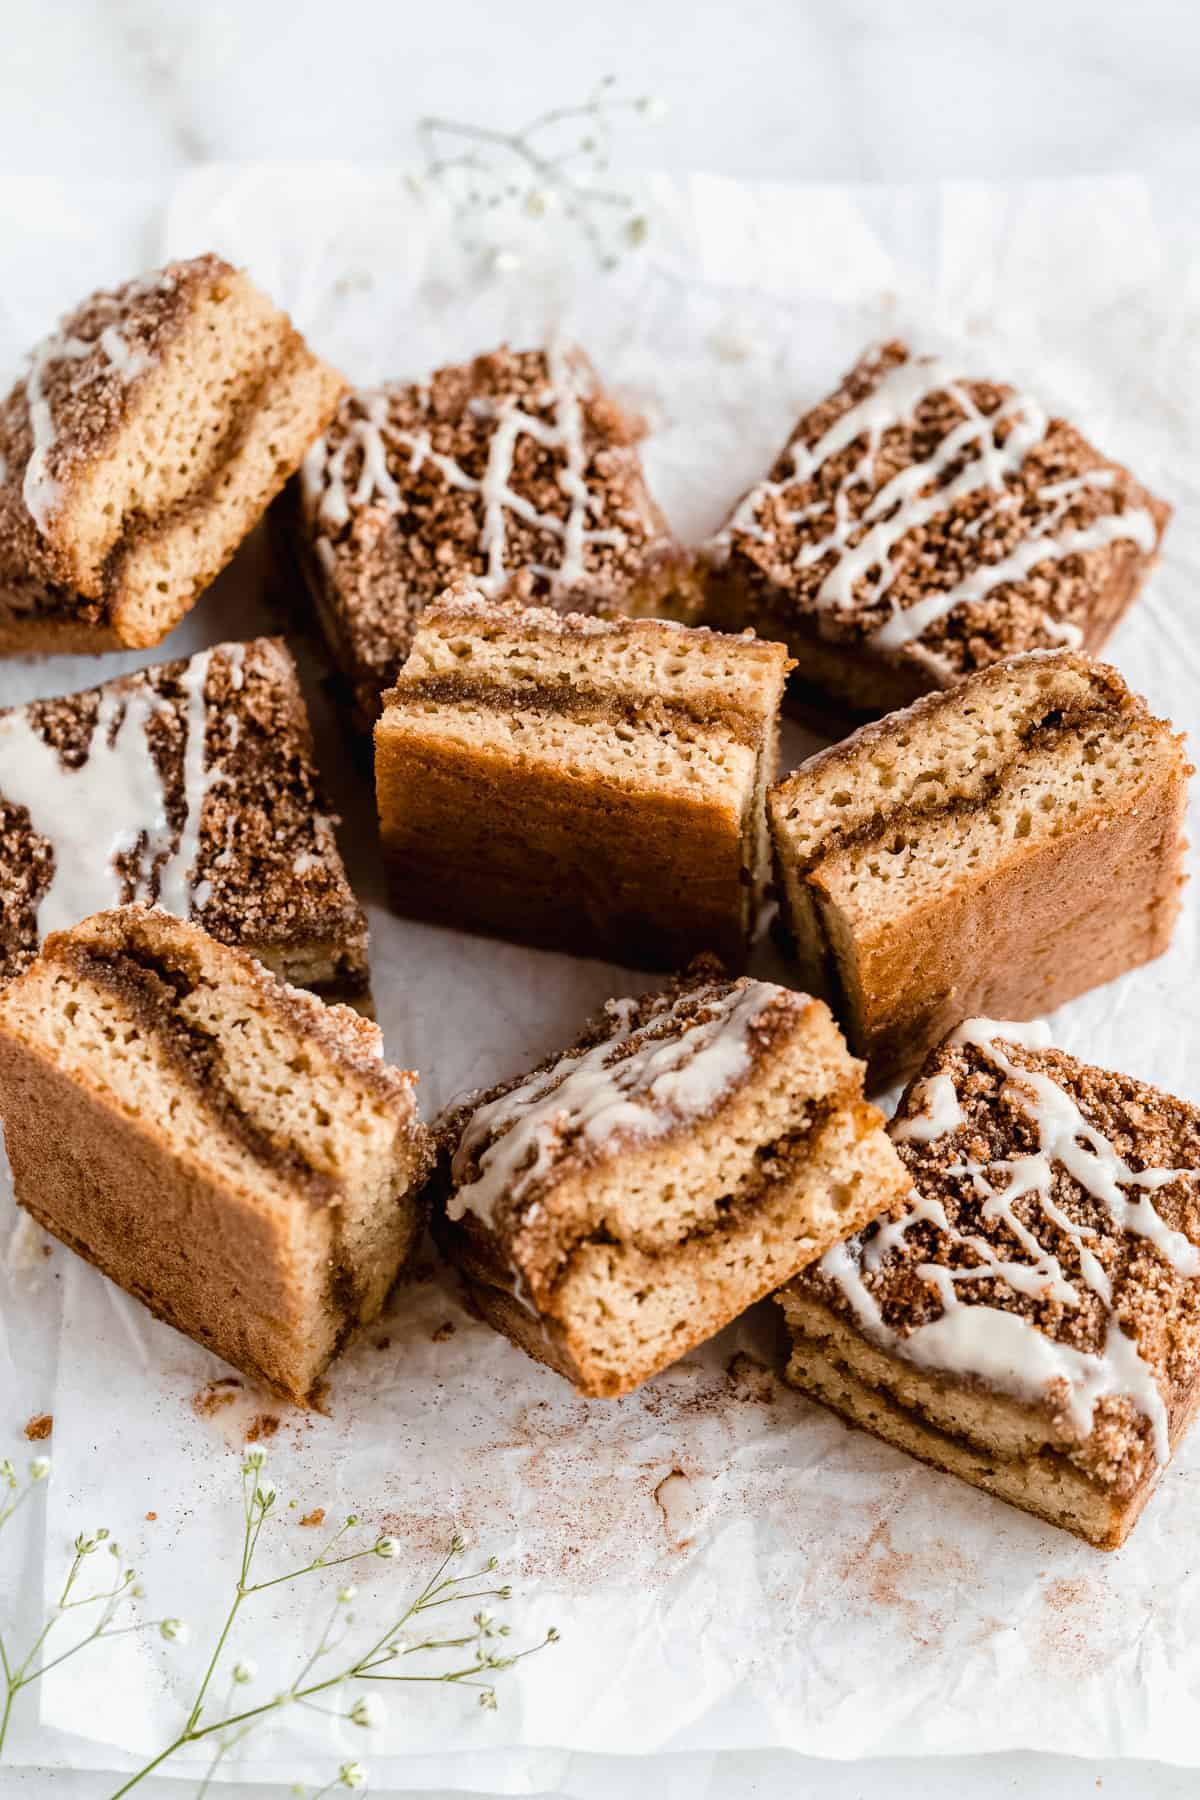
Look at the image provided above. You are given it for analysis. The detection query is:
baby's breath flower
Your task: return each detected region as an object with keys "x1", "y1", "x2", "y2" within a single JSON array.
[
  {"x1": 638, "y1": 94, "x2": 669, "y2": 121},
  {"x1": 524, "y1": 188, "x2": 554, "y2": 218},
  {"x1": 491, "y1": 249, "x2": 521, "y2": 276},
  {"x1": 28, "y1": 1456, "x2": 50, "y2": 1482},
  {"x1": 159, "y1": 1618, "x2": 189, "y2": 1644},
  {"x1": 338, "y1": 1584, "x2": 358, "y2": 1604},
  {"x1": 474, "y1": 1609, "x2": 495, "y2": 1634},
  {"x1": 450, "y1": 1530, "x2": 469, "y2": 1554},
  {"x1": 626, "y1": 215, "x2": 649, "y2": 248},
  {"x1": 478, "y1": 1687, "x2": 498, "y2": 1711},
  {"x1": 131, "y1": 1582, "x2": 146, "y2": 1599},
  {"x1": 546, "y1": 1625, "x2": 561, "y2": 1643},
  {"x1": 232, "y1": 1658, "x2": 257, "y2": 1684},
  {"x1": 496, "y1": 1584, "x2": 513, "y2": 1600},
  {"x1": 339, "y1": 1763, "x2": 368, "y2": 1790},
  {"x1": 373, "y1": 1536, "x2": 400, "y2": 1560},
  {"x1": 243, "y1": 1445, "x2": 268, "y2": 1470},
  {"x1": 0, "y1": 1457, "x2": 15, "y2": 1481},
  {"x1": 255, "y1": 1480, "x2": 278, "y2": 1510},
  {"x1": 349, "y1": 1694, "x2": 386, "y2": 1729}
]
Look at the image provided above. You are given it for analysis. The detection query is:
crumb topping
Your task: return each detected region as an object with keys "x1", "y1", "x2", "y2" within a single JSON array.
[
  {"x1": 295, "y1": 344, "x2": 684, "y2": 702},
  {"x1": 0, "y1": 638, "x2": 364, "y2": 984},
  {"x1": 0, "y1": 256, "x2": 233, "y2": 577},
  {"x1": 711, "y1": 340, "x2": 1167, "y2": 676},
  {"x1": 440, "y1": 961, "x2": 810, "y2": 1235},
  {"x1": 804, "y1": 1020, "x2": 1200, "y2": 1492}
]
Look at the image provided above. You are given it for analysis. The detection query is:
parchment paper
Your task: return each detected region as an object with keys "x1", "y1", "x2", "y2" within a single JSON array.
[{"x1": 2, "y1": 165, "x2": 1199, "y2": 1789}]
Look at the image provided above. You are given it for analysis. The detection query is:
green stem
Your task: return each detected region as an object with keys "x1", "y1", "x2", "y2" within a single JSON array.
[{"x1": 0, "y1": 1681, "x2": 14, "y2": 1756}]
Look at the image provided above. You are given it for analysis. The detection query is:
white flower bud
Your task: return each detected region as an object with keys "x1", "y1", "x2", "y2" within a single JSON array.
[
  {"x1": 243, "y1": 1445, "x2": 268, "y2": 1470},
  {"x1": 349, "y1": 1694, "x2": 385, "y2": 1729},
  {"x1": 232, "y1": 1659, "x2": 256, "y2": 1684},
  {"x1": 339, "y1": 1763, "x2": 368, "y2": 1790},
  {"x1": 28, "y1": 1457, "x2": 50, "y2": 1482},
  {"x1": 478, "y1": 1687, "x2": 498, "y2": 1711},
  {"x1": 160, "y1": 1618, "x2": 189, "y2": 1644},
  {"x1": 373, "y1": 1536, "x2": 400, "y2": 1560},
  {"x1": 491, "y1": 250, "x2": 521, "y2": 276},
  {"x1": 255, "y1": 1480, "x2": 277, "y2": 1509},
  {"x1": 637, "y1": 94, "x2": 668, "y2": 121},
  {"x1": 338, "y1": 1584, "x2": 358, "y2": 1604}
]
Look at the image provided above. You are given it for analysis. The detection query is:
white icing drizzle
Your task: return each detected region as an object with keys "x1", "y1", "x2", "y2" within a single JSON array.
[
  {"x1": 0, "y1": 644, "x2": 236, "y2": 941},
  {"x1": 448, "y1": 980, "x2": 783, "y2": 1230},
  {"x1": 301, "y1": 342, "x2": 627, "y2": 597},
  {"x1": 891, "y1": 1072, "x2": 965, "y2": 1143},
  {"x1": 20, "y1": 279, "x2": 160, "y2": 535},
  {"x1": 719, "y1": 351, "x2": 1156, "y2": 659},
  {"x1": 820, "y1": 1017, "x2": 1200, "y2": 1462}
]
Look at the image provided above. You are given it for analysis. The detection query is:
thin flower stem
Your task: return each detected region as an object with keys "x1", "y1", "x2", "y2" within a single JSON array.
[{"x1": 246, "y1": 1546, "x2": 374, "y2": 1594}]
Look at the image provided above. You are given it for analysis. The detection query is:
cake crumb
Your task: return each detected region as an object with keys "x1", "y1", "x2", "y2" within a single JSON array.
[
  {"x1": 192, "y1": 1380, "x2": 241, "y2": 1418},
  {"x1": 245, "y1": 1413, "x2": 280, "y2": 1443},
  {"x1": 299, "y1": 1508, "x2": 326, "y2": 1528},
  {"x1": 23, "y1": 1413, "x2": 52, "y2": 1441},
  {"x1": 431, "y1": 1321, "x2": 456, "y2": 1344},
  {"x1": 375, "y1": 1335, "x2": 391, "y2": 1351},
  {"x1": 145, "y1": 1511, "x2": 157, "y2": 1521}
]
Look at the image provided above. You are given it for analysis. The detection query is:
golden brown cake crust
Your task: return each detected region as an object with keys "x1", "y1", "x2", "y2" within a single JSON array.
[
  {"x1": 288, "y1": 344, "x2": 700, "y2": 723},
  {"x1": 0, "y1": 637, "x2": 369, "y2": 996},
  {"x1": 704, "y1": 340, "x2": 1170, "y2": 717},
  {"x1": 780, "y1": 1022, "x2": 1200, "y2": 1546},
  {"x1": 432, "y1": 960, "x2": 907, "y2": 1396},
  {"x1": 0, "y1": 906, "x2": 431, "y2": 1404},
  {"x1": 376, "y1": 591, "x2": 789, "y2": 970},
  {"x1": 768, "y1": 650, "x2": 1190, "y2": 1084},
  {"x1": 0, "y1": 255, "x2": 345, "y2": 649}
]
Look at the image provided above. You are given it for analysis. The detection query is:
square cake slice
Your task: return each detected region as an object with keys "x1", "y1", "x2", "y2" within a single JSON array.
[
  {"x1": 0, "y1": 637, "x2": 369, "y2": 998},
  {"x1": 779, "y1": 1018, "x2": 1200, "y2": 1548},
  {"x1": 433, "y1": 964, "x2": 908, "y2": 1397},
  {"x1": 704, "y1": 340, "x2": 1170, "y2": 720},
  {"x1": 769, "y1": 650, "x2": 1188, "y2": 1085},
  {"x1": 0, "y1": 907, "x2": 431, "y2": 1404},
  {"x1": 286, "y1": 343, "x2": 701, "y2": 725},
  {"x1": 0, "y1": 255, "x2": 345, "y2": 652},
  {"x1": 375, "y1": 590, "x2": 791, "y2": 969}
]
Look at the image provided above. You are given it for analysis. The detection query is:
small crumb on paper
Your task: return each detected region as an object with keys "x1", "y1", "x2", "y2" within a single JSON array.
[{"x1": 23, "y1": 1413, "x2": 52, "y2": 1441}]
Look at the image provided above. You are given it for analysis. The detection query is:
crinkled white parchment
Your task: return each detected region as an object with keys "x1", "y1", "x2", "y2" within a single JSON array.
[{"x1": 1, "y1": 167, "x2": 1199, "y2": 1789}]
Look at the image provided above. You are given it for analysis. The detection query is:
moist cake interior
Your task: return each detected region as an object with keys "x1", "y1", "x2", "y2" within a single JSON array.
[
  {"x1": 0, "y1": 256, "x2": 344, "y2": 650},
  {"x1": 0, "y1": 908, "x2": 425, "y2": 1402},
  {"x1": 439, "y1": 973, "x2": 906, "y2": 1396}
]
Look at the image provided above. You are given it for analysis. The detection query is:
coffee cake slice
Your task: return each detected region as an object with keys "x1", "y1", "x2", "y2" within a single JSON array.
[
  {"x1": 0, "y1": 637, "x2": 368, "y2": 997},
  {"x1": 0, "y1": 908, "x2": 431, "y2": 1404},
  {"x1": 433, "y1": 965, "x2": 907, "y2": 1397},
  {"x1": 286, "y1": 343, "x2": 700, "y2": 725},
  {"x1": 779, "y1": 1019, "x2": 1200, "y2": 1548},
  {"x1": 0, "y1": 255, "x2": 345, "y2": 652},
  {"x1": 704, "y1": 340, "x2": 1169, "y2": 720},
  {"x1": 769, "y1": 651, "x2": 1188, "y2": 1084},
  {"x1": 375, "y1": 589, "x2": 790, "y2": 968}
]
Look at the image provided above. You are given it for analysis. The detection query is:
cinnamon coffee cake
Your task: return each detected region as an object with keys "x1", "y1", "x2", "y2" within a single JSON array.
[
  {"x1": 287, "y1": 343, "x2": 700, "y2": 725},
  {"x1": 0, "y1": 908, "x2": 431, "y2": 1404},
  {"x1": 769, "y1": 651, "x2": 1188, "y2": 1084},
  {"x1": 779, "y1": 1019, "x2": 1200, "y2": 1548},
  {"x1": 433, "y1": 964, "x2": 907, "y2": 1397},
  {"x1": 0, "y1": 638, "x2": 368, "y2": 998},
  {"x1": 0, "y1": 255, "x2": 344, "y2": 652},
  {"x1": 705, "y1": 341, "x2": 1170, "y2": 719},
  {"x1": 375, "y1": 589, "x2": 790, "y2": 968}
]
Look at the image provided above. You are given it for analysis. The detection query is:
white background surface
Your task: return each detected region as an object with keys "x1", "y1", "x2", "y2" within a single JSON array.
[{"x1": 4, "y1": 2, "x2": 1200, "y2": 1796}]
